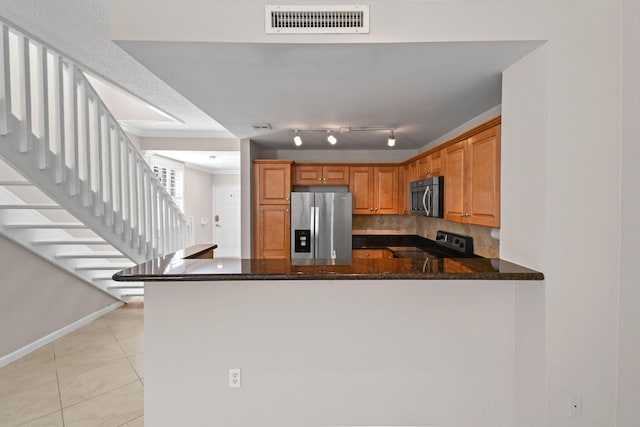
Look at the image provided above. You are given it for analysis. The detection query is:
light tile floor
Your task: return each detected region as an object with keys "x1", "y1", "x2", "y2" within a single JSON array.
[{"x1": 0, "y1": 302, "x2": 144, "y2": 426}]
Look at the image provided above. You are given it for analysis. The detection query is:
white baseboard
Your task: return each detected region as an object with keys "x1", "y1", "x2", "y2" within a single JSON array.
[{"x1": 0, "y1": 301, "x2": 124, "y2": 368}]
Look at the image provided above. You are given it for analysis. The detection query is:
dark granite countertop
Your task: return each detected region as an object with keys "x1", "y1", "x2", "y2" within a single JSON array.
[{"x1": 113, "y1": 237, "x2": 543, "y2": 282}]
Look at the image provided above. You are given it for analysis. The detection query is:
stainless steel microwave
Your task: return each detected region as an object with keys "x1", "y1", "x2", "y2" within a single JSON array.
[{"x1": 409, "y1": 177, "x2": 444, "y2": 217}]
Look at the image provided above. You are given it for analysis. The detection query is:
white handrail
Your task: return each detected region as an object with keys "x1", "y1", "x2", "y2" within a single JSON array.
[{"x1": 0, "y1": 21, "x2": 193, "y2": 260}]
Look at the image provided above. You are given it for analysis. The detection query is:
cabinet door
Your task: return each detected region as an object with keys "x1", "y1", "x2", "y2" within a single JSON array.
[
  {"x1": 349, "y1": 167, "x2": 374, "y2": 214},
  {"x1": 467, "y1": 126, "x2": 501, "y2": 227},
  {"x1": 417, "y1": 156, "x2": 429, "y2": 178},
  {"x1": 373, "y1": 166, "x2": 398, "y2": 214},
  {"x1": 428, "y1": 150, "x2": 442, "y2": 177},
  {"x1": 443, "y1": 140, "x2": 467, "y2": 223},
  {"x1": 294, "y1": 165, "x2": 323, "y2": 185},
  {"x1": 322, "y1": 165, "x2": 350, "y2": 185},
  {"x1": 409, "y1": 161, "x2": 419, "y2": 182},
  {"x1": 255, "y1": 204, "x2": 290, "y2": 259},
  {"x1": 398, "y1": 166, "x2": 407, "y2": 214},
  {"x1": 352, "y1": 249, "x2": 386, "y2": 259},
  {"x1": 256, "y1": 163, "x2": 291, "y2": 205}
]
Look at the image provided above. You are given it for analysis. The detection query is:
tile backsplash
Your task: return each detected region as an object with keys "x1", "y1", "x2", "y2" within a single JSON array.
[
  {"x1": 352, "y1": 215, "x2": 417, "y2": 235},
  {"x1": 353, "y1": 214, "x2": 499, "y2": 258}
]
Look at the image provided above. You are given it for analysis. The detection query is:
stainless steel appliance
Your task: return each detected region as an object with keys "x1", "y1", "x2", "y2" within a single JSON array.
[
  {"x1": 409, "y1": 176, "x2": 444, "y2": 217},
  {"x1": 291, "y1": 192, "x2": 352, "y2": 260}
]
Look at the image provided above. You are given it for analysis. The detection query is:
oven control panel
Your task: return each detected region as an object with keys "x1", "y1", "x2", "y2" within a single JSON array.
[{"x1": 434, "y1": 231, "x2": 474, "y2": 255}]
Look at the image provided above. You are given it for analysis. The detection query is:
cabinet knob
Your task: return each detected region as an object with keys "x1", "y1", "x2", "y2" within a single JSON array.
[
  {"x1": 318, "y1": 178, "x2": 322, "y2": 181},
  {"x1": 369, "y1": 208, "x2": 373, "y2": 211},
  {"x1": 286, "y1": 209, "x2": 289, "y2": 212},
  {"x1": 285, "y1": 197, "x2": 289, "y2": 201},
  {"x1": 375, "y1": 208, "x2": 379, "y2": 211}
]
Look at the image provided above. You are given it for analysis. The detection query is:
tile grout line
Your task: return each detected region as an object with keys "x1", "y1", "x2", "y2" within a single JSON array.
[
  {"x1": 61, "y1": 379, "x2": 141, "y2": 412},
  {"x1": 53, "y1": 346, "x2": 66, "y2": 427}
]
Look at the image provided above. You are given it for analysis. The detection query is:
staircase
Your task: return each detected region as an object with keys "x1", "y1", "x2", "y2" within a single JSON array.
[{"x1": 0, "y1": 21, "x2": 193, "y2": 301}]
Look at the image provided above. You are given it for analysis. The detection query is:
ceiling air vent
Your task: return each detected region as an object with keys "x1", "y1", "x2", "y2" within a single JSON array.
[
  {"x1": 251, "y1": 123, "x2": 272, "y2": 130},
  {"x1": 265, "y1": 5, "x2": 370, "y2": 34}
]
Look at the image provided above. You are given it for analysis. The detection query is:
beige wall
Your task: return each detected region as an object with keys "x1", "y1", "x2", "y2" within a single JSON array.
[
  {"x1": 146, "y1": 278, "x2": 544, "y2": 427},
  {"x1": 0, "y1": 235, "x2": 117, "y2": 358},
  {"x1": 184, "y1": 167, "x2": 213, "y2": 244}
]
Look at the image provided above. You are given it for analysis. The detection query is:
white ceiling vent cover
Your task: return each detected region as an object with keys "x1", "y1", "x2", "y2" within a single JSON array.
[{"x1": 266, "y1": 5, "x2": 370, "y2": 34}]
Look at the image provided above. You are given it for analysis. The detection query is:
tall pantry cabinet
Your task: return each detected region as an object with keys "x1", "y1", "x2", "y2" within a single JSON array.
[{"x1": 253, "y1": 160, "x2": 293, "y2": 259}]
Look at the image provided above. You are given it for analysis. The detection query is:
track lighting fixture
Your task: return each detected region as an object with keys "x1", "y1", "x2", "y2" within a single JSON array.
[
  {"x1": 289, "y1": 126, "x2": 397, "y2": 147},
  {"x1": 293, "y1": 130, "x2": 302, "y2": 146}
]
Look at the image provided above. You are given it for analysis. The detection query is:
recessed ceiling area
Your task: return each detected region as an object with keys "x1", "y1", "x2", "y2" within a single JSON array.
[
  {"x1": 116, "y1": 40, "x2": 543, "y2": 150},
  {"x1": 146, "y1": 151, "x2": 240, "y2": 175}
]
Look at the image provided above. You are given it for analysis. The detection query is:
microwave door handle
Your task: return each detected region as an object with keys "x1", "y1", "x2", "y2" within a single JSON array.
[
  {"x1": 428, "y1": 187, "x2": 432, "y2": 216},
  {"x1": 423, "y1": 186, "x2": 430, "y2": 216}
]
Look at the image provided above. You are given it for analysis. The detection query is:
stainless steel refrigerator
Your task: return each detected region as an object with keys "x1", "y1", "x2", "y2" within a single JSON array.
[{"x1": 291, "y1": 192, "x2": 352, "y2": 260}]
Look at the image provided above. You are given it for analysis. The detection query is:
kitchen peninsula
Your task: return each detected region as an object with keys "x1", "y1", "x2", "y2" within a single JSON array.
[{"x1": 114, "y1": 242, "x2": 543, "y2": 427}]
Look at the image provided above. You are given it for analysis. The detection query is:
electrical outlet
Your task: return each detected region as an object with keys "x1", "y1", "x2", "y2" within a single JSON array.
[
  {"x1": 229, "y1": 368, "x2": 241, "y2": 388},
  {"x1": 569, "y1": 395, "x2": 582, "y2": 417}
]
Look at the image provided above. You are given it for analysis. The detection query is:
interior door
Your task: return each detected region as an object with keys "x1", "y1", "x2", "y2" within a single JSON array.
[{"x1": 213, "y1": 185, "x2": 241, "y2": 257}]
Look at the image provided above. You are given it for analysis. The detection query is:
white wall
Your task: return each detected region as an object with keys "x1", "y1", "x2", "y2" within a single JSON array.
[
  {"x1": 112, "y1": 1, "x2": 632, "y2": 426},
  {"x1": 211, "y1": 174, "x2": 240, "y2": 187},
  {"x1": 0, "y1": 235, "x2": 117, "y2": 358},
  {"x1": 616, "y1": 0, "x2": 640, "y2": 425},
  {"x1": 184, "y1": 166, "x2": 213, "y2": 244},
  {"x1": 500, "y1": 46, "x2": 547, "y2": 271}
]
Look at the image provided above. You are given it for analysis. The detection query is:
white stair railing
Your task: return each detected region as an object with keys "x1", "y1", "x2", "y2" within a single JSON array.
[{"x1": 0, "y1": 21, "x2": 192, "y2": 263}]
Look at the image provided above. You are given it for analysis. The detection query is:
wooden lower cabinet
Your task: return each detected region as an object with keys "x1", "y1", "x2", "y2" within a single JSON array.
[
  {"x1": 352, "y1": 249, "x2": 394, "y2": 259},
  {"x1": 254, "y1": 204, "x2": 290, "y2": 259}
]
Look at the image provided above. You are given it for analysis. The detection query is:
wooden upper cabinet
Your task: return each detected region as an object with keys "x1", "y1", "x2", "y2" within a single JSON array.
[
  {"x1": 373, "y1": 166, "x2": 398, "y2": 214},
  {"x1": 293, "y1": 164, "x2": 349, "y2": 185},
  {"x1": 428, "y1": 151, "x2": 442, "y2": 177},
  {"x1": 255, "y1": 161, "x2": 292, "y2": 205},
  {"x1": 349, "y1": 166, "x2": 374, "y2": 214},
  {"x1": 408, "y1": 160, "x2": 419, "y2": 182},
  {"x1": 349, "y1": 166, "x2": 398, "y2": 214},
  {"x1": 443, "y1": 140, "x2": 467, "y2": 222},
  {"x1": 398, "y1": 165, "x2": 408, "y2": 214},
  {"x1": 466, "y1": 126, "x2": 500, "y2": 227},
  {"x1": 442, "y1": 124, "x2": 501, "y2": 227},
  {"x1": 417, "y1": 156, "x2": 429, "y2": 178},
  {"x1": 322, "y1": 165, "x2": 350, "y2": 185},
  {"x1": 293, "y1": 165, "x2": 323, "y2": 185}
]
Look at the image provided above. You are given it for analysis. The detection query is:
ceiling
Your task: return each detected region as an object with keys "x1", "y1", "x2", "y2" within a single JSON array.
[
  {"x1": 147, "y1": 151, "x2": 241, "y2": 175},
  {"x1": 0, "y1": 1, "x2": 542, "y2": 151},
  {"x1": 116, "y1": 40, "x2": 542, "y2": 150}
]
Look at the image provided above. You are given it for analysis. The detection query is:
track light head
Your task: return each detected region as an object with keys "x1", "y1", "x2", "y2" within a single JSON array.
[
  {"x1": 293, "y1": 130, "x2": 302, "y2": 146},
  {"x1": 327, "y1": 131, "x2": 337, "y2": 145},
  {"x1": 388, "y1": 130, "x2": 396, "y2": 147}
]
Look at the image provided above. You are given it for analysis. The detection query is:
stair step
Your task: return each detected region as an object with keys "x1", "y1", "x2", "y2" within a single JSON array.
[
  {"x1": 56, "y1": 253, "x2": 128, "y2": 259},
  {"x1": 4, "y1": 223, "x2": 88, "y2": 229},
  {"x1": 92, "y1": 276, "x2": 115, "y2": 281},
  {"x1": 107, "y1": 284, "x2": 144, "y2": 289},
  {"x1": 0, "y1": 180, "x2": 33, "y2": 186},
  {"x1": 32, "y1": 239, "x2": 110, "y2": 245},
  {"x1": 0, "y1": 204, "x2": 63, "y2": 210},
  {"x1": 75, "y1": 265, "x2": 132, "y2": 271}
]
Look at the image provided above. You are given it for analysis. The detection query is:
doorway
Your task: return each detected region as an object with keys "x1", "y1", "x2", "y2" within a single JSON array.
[{"x1": 212, "y1": 185, "x2": 241, "y2": 257}]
